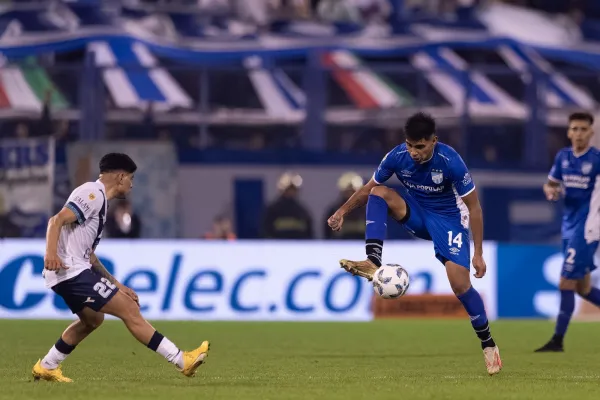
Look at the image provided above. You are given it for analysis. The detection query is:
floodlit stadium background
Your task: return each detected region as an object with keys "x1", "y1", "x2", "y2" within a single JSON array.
[{"x1": 2, "y1": 0, "x2": 600, "y2": 323}]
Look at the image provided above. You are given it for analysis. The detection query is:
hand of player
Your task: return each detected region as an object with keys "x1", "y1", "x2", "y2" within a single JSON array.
[
  {"x1": 472, "y1": 254, "x2": 487, "y2": 279},
  {"x1": 543, "y1": 183, "x2": 562, "y2": 201},
  {"x1": 44, "y1": 253, "x2": 67, "y2": 271},
  {"x1": 120, "y1": 285, "x2": 140, "y2": 307},
  {"x1": 328, "y1": 211, "x2": 345, "y2": 231}
]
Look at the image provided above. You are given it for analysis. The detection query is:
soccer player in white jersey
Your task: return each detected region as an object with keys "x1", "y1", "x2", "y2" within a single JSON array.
[
  {"x1": 32, "y1": 153, "x2": 210, "y2": 382},
  {"x1": 328, "y1": 112, "x2": 501, "y2": 375},
  {"x1": 535, "y1": 112, "x2": 600, "y2": 352}
]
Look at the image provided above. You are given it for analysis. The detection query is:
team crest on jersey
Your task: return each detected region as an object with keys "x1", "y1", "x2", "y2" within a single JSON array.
[
  {"x1": 581, "y1": 162, "x2": 592, "y2": 175},
  {"x1": 431, "y1": 169, "x2": 444, "y2": 184},
  {"x1": 89, "y1": 193, "x2": 96, "y2": 201},
  {"x1": 562, "y1": 160, "x2": 569, "y2": 169}
]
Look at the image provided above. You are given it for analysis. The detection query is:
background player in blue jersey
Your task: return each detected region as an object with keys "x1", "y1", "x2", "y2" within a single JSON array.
[
  {"x1": 535, "y1": 112, "x2": 600, "y2": 352},
  {"x1": 327, "y1": 112, "x2": 502, "y2": 375}
]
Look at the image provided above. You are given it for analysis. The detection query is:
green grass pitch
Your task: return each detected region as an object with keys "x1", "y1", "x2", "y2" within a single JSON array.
[{"x1": 1, "y1": 319, "x2": 600, "y2": 399}]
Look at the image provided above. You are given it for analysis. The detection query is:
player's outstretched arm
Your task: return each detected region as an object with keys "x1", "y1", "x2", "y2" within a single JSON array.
[
  {"x1": 328, "y1": 178, "x2": 379, "y2": 231},
  {"x1": 462, "y1": 190, "x2": 486, "y2": 278},
  {"x1": 44, "y1": 208, "x2": 78, "y2": 271}
]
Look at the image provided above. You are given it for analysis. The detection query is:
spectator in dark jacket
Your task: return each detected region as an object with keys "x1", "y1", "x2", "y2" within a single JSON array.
[{"x1": 262, "y1": 172, "x2": 313, "y2": 239}]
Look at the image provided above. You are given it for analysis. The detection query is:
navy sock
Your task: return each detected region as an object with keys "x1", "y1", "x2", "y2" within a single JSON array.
[
  {"x1": 55, "y1": 337, "x2": 76, "y2": 355},
  {"x1": 147, "y1": 331, "x2": 164, "y2": 351},
  {"x1": 554, "y1": 290, "x2": 575, "y2": 339},
  {"x1": 365, "y1": 195, "x2": 388, "y2": 267},
  {"x1": 582, "y1": 287, "x2": 600, "y2": 307},
  {"x1": 457, "y1": 286, "x2": 495, "y2": 348}
]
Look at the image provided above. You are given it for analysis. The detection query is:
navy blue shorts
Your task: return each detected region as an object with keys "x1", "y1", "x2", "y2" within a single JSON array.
[
  {"x1": 52, "y1": 269, "x2": 119, "y2": 314},
  {"x1": 562, "y1": 234, "x2": 599, "y2": 280},
  {"x1": 396, "y1": 186, "x2": 471, "y2": 269}
]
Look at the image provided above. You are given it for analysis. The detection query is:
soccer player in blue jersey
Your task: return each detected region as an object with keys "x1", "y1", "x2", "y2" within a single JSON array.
[
  {"x1": 535, "y1": 112, "x2": 600, "y2": 352},
  {"x1": 327, "y1": 112, "x2": 502, "y2": 375}
]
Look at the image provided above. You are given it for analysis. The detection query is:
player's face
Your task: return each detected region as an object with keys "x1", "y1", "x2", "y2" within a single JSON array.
[
  {"x1": 567, "y1": 119, "x2": 593, "y2": 151},
  {"x1": 116, "y1": 173, "x2": 134, "y2": 199},
  {"x1": 406, "y1": 136, "x2": 437, "y2": 163}
]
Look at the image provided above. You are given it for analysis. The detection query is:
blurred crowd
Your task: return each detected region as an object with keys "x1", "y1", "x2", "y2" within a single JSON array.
[{"x1": 203, "y1": 170, "x2": 368, "y2": 241}]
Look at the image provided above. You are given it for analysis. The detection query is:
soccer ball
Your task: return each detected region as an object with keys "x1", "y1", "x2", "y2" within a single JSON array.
[{"x1": 372, "y1": 264, "x2": 410, "y2": 299}]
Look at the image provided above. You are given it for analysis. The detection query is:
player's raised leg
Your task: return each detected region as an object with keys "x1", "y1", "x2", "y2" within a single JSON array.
[
  {"x1": 100, "y1": 290, "x2": 209, "y2": 377},
  {"x1": 339, "y1": 185, "x2": 410, "y2": 280},
  {"x1": 33, "y1": 309, "x2": 104, "y2": 382}
]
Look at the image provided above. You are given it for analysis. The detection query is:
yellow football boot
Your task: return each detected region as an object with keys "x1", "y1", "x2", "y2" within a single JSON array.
[
  {"x1": 339, "y1": 259, "x2": 378, "y2": 281},
  {"x1": 32, "y1": 359, "x2": 73, "y2": 383},
  {"x1": 179, "y1": 341, "x2": 210, "y2": 377}
]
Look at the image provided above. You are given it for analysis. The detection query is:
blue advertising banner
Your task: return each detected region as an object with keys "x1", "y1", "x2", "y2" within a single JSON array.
[
  {"x1": 0, "y1": 240, "x2": 497, "y2": 321},
  {"x1": 497, "y1": 244, "x2": 600, "y2": 319}
]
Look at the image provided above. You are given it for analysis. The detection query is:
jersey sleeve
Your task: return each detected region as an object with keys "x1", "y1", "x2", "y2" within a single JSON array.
[
  {"x1": 373, "y1": 149, "x2": 396, "y2": 184},
  {"x1": 65, "y1": 185, "x2": 104, "y2": 225},
  {"x1": 450, "y1": 155, "x2": 475, "y2": 197},
  {"x1": 548, "y1": 152, "x2": 563, "y2": 182}
]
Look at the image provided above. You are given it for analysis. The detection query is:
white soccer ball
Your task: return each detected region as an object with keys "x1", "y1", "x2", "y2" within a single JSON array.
[{"x1": 372, "y1": 264, "x2": 410, "y2": 299}]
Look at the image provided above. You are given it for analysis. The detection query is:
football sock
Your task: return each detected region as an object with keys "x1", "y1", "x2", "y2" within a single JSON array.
[
  {"x1": 457, "y1": 286, "x2": 496, "y2": 349},
  {"x1": 41, "y1": 337, "x2": 76, "y2": 370},
  {"x1": 554, "y1": 290, "x2": 575, "y2": 340},
  {"x1": 148, "y1": 331, "x2": 184, "y2": 369},
  {"x1": 581, "y1": 287, "x2": 600, "y2": 307},
  {"x1": 365, "y1": 194, "x2": 388, "y2": 267}
]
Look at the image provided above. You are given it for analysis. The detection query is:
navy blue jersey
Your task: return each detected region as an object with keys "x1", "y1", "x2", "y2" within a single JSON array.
[
  {"x1": 548, "y1": 147, "x2": 600, "y2": 241},
  {"x1": 373, "y1": 142, "x2": 475, "y2": 218}
]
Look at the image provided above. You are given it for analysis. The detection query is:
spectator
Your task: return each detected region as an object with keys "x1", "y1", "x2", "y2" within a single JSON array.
[
  {"x1": 0, "y1": 194, "x2": 20, "y2": 238},
  {"x1": 15, "y1": 122, "x2": 29, "y2": 139},
  {"x1": 262, "y1": 171, "x2": 314, "y2": 239},
  {"x1": 105, "y1": 199, "x2": 142, "y2": 238},
  {"x1": 324, "y1": 172, "x2": 366, "y2": 239},
  {"x1": 203, "y1": 214, "x2": 237, "y2": 240}
]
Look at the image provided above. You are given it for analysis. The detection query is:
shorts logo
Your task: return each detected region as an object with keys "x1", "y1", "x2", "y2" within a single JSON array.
[
  {"x1": 581, "y1": 162, "x2": 592, "y2": 175},
  {"x1": 450, "y1": 247, "x2": 460, "y2": 255},
  {"x1": 89, "y1": 193, "x2": 96, "y2": 201},
  {"x1": 431, "y1": 170, "x2": 443, "y2": 185}
]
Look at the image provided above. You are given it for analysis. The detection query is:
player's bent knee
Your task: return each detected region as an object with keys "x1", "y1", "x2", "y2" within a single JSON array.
[
  {"x1": 78, "y1": 309, "x2": 105, "y2": 331},
  {"x1": 559, "y1": 278, "x2": 578, "y2": 291},
  {"x1": 576, "y1": 282, "x2": 592, "y2": 296},
  {"x1": 445, "y1": 261, "x2": 471, "y2": 295},
  {"x1": 370, "y1": 185, "x2": 394, "y2": 201},
  {"x1": 84, "y1": 313, "x2": 104, "y2": 330}
]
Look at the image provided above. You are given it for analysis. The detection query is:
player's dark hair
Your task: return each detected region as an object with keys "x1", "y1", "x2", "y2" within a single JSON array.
[
  {"x1": 569, "y1": 112, "x2": 594, "y2": 125},
  {"x1": 99, "y1": 153, "x2": 137, "y2": 174},
  {"x1": 404, "y1": 112, "x2": 436, "y2": 141}
]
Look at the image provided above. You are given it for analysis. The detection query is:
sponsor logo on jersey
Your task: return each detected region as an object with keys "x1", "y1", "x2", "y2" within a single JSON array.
[
  {"x1": 563, "y1": 174, "x2": 590, "y2": 189},
  {"x1": 462, "y1": 173, "x2": 472, "y2": 186},
  {"x1": 73, "y1": 196, "x2": 91, "y2": 213}
]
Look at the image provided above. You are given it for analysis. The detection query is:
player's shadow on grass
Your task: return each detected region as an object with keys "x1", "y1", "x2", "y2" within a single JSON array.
[{"x1": 294, "y1": 353, "x2": 472, "y2": 359}]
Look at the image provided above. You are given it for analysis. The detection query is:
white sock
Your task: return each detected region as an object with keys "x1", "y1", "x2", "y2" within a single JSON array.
[
  {"x1": 157, "y1": 337, "x2": 184, "y2": 369},
  {"x1": 41, "y1": 346, "x2": 69, "y2": 370}
]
